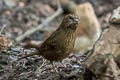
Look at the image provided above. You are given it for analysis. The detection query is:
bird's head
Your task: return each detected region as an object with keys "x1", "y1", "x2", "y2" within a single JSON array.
[{"x1": 61, "y1": 14, "x2": 79, "y2": 30}]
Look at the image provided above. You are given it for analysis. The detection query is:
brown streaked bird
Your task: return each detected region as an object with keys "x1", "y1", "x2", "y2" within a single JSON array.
[{"x1": 18, "y1": 14, "x2": 79, "y2": 71}]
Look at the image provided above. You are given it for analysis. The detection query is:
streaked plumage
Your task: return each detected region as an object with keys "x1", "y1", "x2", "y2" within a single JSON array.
[{"x1": 18, "y1": 14, "x2": 79, "y2": 62}]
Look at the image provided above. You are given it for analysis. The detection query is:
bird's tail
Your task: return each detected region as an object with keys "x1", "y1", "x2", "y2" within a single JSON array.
[{"x1": 17, "y1": 52, "x2": 38, "y2": 61}]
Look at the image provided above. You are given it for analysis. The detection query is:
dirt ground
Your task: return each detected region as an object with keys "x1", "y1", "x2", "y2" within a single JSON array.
[{"x1": 0, "y1": 0, "x2": 120, "y2": 80}]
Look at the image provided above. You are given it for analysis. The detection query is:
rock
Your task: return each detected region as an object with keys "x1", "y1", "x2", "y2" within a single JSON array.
[
  {"x1": 73, "y1": 2, "x2": 101, "y2": 55},
  {"x1": 83, "y1": 6, "x2": 120, "y2": 79},
  {"x1": 101, "y1": 58, "x2": 120, "y2": 80},
  {"x1": 109, "y1": 7, "x2": 120, "y2": 24}
]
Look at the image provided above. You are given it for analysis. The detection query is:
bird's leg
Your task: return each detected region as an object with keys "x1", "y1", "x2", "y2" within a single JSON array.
[
  {"x1": 20, "y1": 48, "x2": 25, "y2": 56},
  {"x1": 60, "y1": 61, "x2": 66, "y2": 68},
  {"x1": 39, "y1": 59, "x2": 46, "y2": 69},
  {"x1": 35, "y1": 59, "x2": 46, "y2": 74},
  {"x1": 52, "y1": 62, "x2": 59, "y2": 73}
]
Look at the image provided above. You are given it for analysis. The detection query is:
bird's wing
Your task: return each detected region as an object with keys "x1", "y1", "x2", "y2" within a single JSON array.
[{"x1": 39, "y1": 31, "x2": 61, "y2": 53}]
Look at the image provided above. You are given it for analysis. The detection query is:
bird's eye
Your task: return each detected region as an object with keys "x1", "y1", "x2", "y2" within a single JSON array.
[{"x1": 69, "y1": 16, "x2": 74, "y2": 20}]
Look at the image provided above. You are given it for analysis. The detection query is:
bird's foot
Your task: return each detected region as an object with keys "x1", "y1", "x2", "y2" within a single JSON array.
[
  {"x1": 60, "y1": 61, "x2": 67, "y2": 68},
  {"x1": 52, "y1": 62, "x2": 59, "y2": 73},
  {"x1": 39, "y1": 59, "x2": 46, "y2": 69},
  {"x1": 71, "y1": 54, "x2": 86, "y2": 65},
  {"x1": 19, "y1": 48, "x2": 25, "y2": 56}
]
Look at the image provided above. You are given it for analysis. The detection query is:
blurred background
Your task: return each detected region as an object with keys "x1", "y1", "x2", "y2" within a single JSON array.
[{"x1": 0, "y1": 0, "x2": 119, "y2": 42}]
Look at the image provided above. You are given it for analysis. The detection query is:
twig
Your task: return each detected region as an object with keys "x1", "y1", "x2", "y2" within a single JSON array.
[
  {"x1": 35, "y1": 59, "x2": 46, "y2": 74},
  {"x1": 16, "y1": 0, "x2": 63, "y2": 42},
  {"x1": 0, "y1": 24, "x2": 7, "y2": 34}
]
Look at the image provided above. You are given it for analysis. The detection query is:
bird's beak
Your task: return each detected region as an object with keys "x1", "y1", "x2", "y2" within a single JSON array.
[{"x1": 74, "y1": 18, "x2": 79, "y2": 24}]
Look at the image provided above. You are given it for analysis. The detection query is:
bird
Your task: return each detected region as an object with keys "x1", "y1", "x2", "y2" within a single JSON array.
[
  {"x1": 18, "y1": 14, "x2": 79, "y2": 72},
  {"x1": 73, "y1": 2, "x2": 101, "y2": 58}
]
